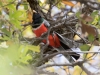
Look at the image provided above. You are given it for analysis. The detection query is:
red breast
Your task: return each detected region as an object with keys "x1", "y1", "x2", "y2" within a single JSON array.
[
  {"x1": 33, "y1": 23, "x2": 61, "y2": 47},
  {"x1": 43, "y1": 34, "x2": 61, "y2": 47},
  {"x1": 33, "y1": 23, "x2": 47, "y2": 37}
]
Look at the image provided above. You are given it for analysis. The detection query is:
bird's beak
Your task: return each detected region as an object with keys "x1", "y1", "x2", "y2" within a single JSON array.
[{"x1": 33, "y1": 10, "x2": 37, "y2": 13}]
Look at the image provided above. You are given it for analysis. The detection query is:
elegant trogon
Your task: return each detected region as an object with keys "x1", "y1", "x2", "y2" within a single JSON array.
[
  {"x1": 32, "y1": 12, "x2": 61, "y2": 48},
  {"x1": 32, "y1": 12, "x2": 80, "y2": 62}
]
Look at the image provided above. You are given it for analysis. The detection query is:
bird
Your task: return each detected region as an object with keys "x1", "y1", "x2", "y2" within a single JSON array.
[{"x1": 32, "y1": 11, "x2": 80, "y2": 63}]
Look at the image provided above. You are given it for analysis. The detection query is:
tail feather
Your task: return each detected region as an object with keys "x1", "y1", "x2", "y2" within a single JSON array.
[{"x1": 55, "y1": 32, "x2": 80, "y2": 61}]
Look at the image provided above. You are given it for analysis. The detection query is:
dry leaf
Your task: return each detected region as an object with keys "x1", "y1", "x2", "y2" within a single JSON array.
[
  {"x1": 27, "y1": 10, "x2": 33, "y2": 23},
  {"x1": 62, "y1": 0, "x2": 75, "y2": 7}
]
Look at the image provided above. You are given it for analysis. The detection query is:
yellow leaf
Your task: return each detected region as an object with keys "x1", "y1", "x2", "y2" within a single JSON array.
[
  {"x1": 22, "y1": 26, "x2": 36, "y2": 38},
  {"x1": 27, "y1": 10, "x2": 33, "y2": 23},
  {"x1": 74, "y1": 35, "x2": 81, "y2": 41},
  {"x1": 86, "y1": 46, "x2": 100, "y2": 63},
  {"x1": 98, "y1": 0, "x2": 100, "y2": 2},
  {"x1": 46, "y1": 67, "x2": 55, "y2": 72},
  {"x1": 73, "y1": 66, "x2": 87, "y2": 75}
]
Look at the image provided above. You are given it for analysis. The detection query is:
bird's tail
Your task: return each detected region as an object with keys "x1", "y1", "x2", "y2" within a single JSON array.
[{"x1": 55, "y1": 32, "x2": 80, "y2": 63}]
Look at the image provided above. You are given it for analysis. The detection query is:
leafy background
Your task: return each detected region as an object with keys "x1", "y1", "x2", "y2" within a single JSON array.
[
  {"x1": 0, "y1": 0, "x2": 40, "y2": 75},
  {"x1": 0, "y1": 0, "x2": 100, "y2": 75}
]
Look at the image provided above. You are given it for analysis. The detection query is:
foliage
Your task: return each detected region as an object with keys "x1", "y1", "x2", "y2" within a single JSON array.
[
  {"x1": 0, "y1": 40, "x2": 40, "y2": 75},
  {"x1": 0, "y1": 41, "x2": 32, "y2": 75},
  {"x1": 0, "y1": 0, "x2": 100, "y2": 75},
  {"x1": 80, "y1": 44, "x2": 90, "y2": 51},
  {"x1": 0, "y1": 0, "x2": 40, "y2": 75}
]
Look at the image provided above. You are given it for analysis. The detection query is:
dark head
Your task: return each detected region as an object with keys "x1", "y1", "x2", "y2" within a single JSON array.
[{"x1": 32, "y1": 12, "x2": 44, "y2": 28}]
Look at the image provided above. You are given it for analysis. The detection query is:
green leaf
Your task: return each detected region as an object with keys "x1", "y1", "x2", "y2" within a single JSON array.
[
  {"x1": 6, "y1": 44, "x2": 19, "y2": 61},
  {"x1": 10, "y1": 19, "x2": 22, "y2": 29},
  {"x1": 80, "y1": 44, "x2": 90, "y2": 51},
  {"x1": 10, "y1": 10, "x2": 27, "y2": 20},
  {"x1": 76, "y1": 11, "x2": 81, "y2": 19},
  {"x1": 24, "y1": 5, "x2": 28, "y2": 10},
  {"x1": 88, "y1": 34, "x2": 95, "y2": 42},
  {"x1": 17, "y1": 45, "x2": 33, "y2": 65},
  {"x1": 0, "y1": 21, "x2": 4, "y2": 29},
  {"x1": 27, "y1": 45, "x2": 40, "y2": 52},
  {"x1": 91, "y1": 10, "x2": 98, "y2": 18},
  {"x1": 98, "y1": 16, "x2": 100, "y2": 25},
  {"x1": 7, "y1": 4, "x2": 16, "y2": 11},
  {"x1": 92, "y1": 15, "x2": 99, "y2": 25},
  {"x1": 20, "y1": 54, "x2": 32, "y2": 64},
  {"x1": 0, "y1": 35, "x2": 10, "y2": 40},
  {"x1": 0, "y1": 1, "x2": 2, "y2": 6},
  {"x1": 1, "y1": 28, "x2": 11, "y2": 37},
  {"x1": 20, "y1": 45, "x2": 28, "y2": 57}
]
